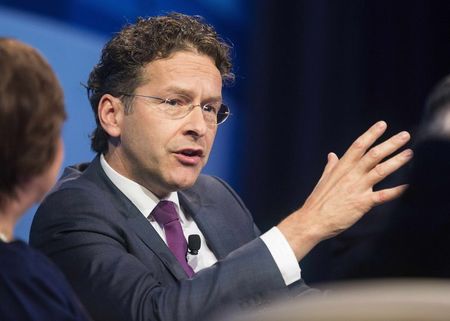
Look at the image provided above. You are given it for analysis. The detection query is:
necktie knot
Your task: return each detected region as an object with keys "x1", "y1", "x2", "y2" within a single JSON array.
[{"x1": 152, "y1": 200, "x2": 178, "y2": 225}]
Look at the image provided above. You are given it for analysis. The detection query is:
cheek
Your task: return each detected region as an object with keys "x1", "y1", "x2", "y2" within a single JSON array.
[
  {"x1": 201, "y1": 130, "x2": 217, "y2": 164},
  {"x1": 36, "y1": 140, "x2": 64, "y2": 199},
  {"x1": 205, "y1": 129, "x2": 217, "y2": 151},
  {"x1": 122, "y1": 114, "x2": 159, "y2": 148},
  {"x1": 49, "y1": 139, "x2": 64, "y2": 182},
  {"x1": 127, "y1": 119, "x2": 178, "y2": 162}
]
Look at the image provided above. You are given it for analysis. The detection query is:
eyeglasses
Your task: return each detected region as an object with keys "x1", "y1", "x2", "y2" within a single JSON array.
[{"x1": 119, "y1": 93, "x2": 231, "y2": 125}]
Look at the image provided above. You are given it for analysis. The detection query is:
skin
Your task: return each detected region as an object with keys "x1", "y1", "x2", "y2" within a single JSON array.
[
  {"x1": 0, "y1": 138, "x2": 64, "y2": 241},
  {"x1": 99, "y1": 50, "x2": 412, "y2": 262},
  {"x1": 100, "y1": 50, "x2": 221, "y2": 198},
  {"x1": 278, "y1": 121, "x2": 412, "y2": 260}
]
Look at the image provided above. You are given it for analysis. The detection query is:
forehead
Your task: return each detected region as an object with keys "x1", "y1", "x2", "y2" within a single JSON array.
[{"x1": 139, "y1": 51, "x2": 223, "y2": 96}]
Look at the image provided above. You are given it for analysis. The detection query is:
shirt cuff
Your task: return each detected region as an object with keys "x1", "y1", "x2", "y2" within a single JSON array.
[{"x1": 260, "y1": 227, "x2": 301, "y2": 286}]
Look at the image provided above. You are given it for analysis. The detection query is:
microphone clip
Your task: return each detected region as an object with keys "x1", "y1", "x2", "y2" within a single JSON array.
[{"x1": 188, "y1": 234, "x2": 201, "y2": 255}]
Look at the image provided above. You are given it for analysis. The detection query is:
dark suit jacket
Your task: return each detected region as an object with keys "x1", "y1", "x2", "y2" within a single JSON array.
[{"x1": 30, "y1": 156, "x2": 309, "y2": 321}]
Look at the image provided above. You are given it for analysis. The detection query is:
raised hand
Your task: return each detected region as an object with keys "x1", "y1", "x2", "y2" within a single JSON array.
[{"x1": 278, "y1": 121, "x2": 413, "y2": 261}]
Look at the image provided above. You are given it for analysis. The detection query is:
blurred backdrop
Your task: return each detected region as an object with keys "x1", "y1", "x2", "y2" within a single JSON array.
[{"x1": 2, "y1": 0, "x2": 450, "y2": 285}]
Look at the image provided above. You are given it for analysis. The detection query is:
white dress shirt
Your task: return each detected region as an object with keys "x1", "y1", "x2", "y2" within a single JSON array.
[{"x1": 100, "y1": 154, "x2": 301, "y2": 285}]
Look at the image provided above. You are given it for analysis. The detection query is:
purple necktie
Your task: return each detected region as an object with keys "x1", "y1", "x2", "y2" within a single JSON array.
[{"x1": 151, "y1": 201, "x2": 194, "y2": 277}]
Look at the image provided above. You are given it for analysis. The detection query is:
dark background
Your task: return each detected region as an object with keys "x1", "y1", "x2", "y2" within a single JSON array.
[
  {"x1": 2, "y1": 0, "x2": 450, "y2": 284},
  {"x1": 242, "y1": 0, "x2": 450, "y2": 284}
]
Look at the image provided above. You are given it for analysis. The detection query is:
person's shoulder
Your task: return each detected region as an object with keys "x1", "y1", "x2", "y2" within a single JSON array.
[
  {"x1": 187, "y1": 174, "x2": 250, "y2": 211},
  {"x1": 44, "y1": 157, "x2": 109, "y2": 205},
  {"x1": 0, "y1": 241, "x2": 56, "y2": 278},
  {"x1": 0, "y1": 241, "x2": 92, "y2": 321},
  {"x1": 0, "y1": 240, "x2": 30, "y2": 265},
  {"x1": 32, "y1": 158, "x2": 112, "y2": 228},
  {"x1": 194, "y1": 173, "x2": 218, "y2": 184},
  {"x1": 50, "y1": 159, "x2": 98, "y2": 193}
]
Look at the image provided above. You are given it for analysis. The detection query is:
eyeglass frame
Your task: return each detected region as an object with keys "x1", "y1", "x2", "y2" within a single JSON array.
[{"x1": 118, "y1": 92, "x2": 231, "y2": 125}]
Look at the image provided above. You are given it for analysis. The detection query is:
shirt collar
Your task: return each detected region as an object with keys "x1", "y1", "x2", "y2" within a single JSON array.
[{"x1": 100, "y1": 154, "x2": 182, "y2": 222}]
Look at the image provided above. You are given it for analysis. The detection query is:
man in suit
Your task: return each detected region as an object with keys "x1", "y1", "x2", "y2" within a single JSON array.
[{"x1": 30, "y1": 13, "x2": 413, "y2": 321}]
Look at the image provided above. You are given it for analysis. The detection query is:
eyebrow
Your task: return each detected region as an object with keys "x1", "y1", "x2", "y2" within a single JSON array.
[{"x1": 162, "y1": 86, "x2": 222, "y2": 103}]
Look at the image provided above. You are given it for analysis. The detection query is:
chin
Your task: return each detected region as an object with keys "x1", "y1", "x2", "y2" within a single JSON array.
[
  {"x1": 176, "y1": 178, "x2": 198, "y2": 190},
  {"x1": 172, "y1": 173, "x2": 200, "y2": 190}
]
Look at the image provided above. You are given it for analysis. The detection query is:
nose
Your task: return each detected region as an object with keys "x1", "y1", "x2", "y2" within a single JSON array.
[{"x1": 183, "y1": 104, "x2": 208, "y2": 137}]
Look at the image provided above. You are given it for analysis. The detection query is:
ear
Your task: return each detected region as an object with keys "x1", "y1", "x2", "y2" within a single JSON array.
[{"x1": 98, "y1": 94, "x2": 124, "y2": 138}]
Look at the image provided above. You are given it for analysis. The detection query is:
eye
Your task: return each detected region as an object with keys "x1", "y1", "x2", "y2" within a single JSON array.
[
  {"x1": 163, "y1": 98, "x2": 181, "y2": 107},
  {"x1": 202, "y1": 103, "x2": 219, "y2": 114},
  {"x1": 163, "y1": 94, "x2": 192, "y2": 108}
]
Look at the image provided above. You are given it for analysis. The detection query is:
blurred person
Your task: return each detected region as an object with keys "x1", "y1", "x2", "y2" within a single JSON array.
[
  {"x1": 0, "y1": 38, "x2": 91, "y2": 321},
  {"x1": 334, "y1": 75, "x2": 450, "y2": 279},
  {"x1": 225, "y1": 280, "x2": 450, "y2": 321},
  {"x1": 30, "y1": 13, "x2": 412, "y2": 321}
]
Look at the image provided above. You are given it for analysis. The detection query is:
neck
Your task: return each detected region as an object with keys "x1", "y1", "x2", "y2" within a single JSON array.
[
  {"x1": 0, "y1": 186, "x2": 38, "y2": 242},
  {"x1": 0, "y1": 203, "x2": 22, "y2": 242},
  {"x1": 0, "y1": 215, "x2": 15, "y2": 242}
]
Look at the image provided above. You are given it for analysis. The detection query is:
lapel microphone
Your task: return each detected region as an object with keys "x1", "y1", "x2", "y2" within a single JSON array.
[{"x1": 188, "y1": 234, "x2": 201, "y2": 255}]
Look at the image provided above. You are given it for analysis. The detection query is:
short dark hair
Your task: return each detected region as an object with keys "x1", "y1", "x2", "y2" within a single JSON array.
[
  {"x1": 87, "y1": 13, "x2": 234, "y2": 154},
  {"x1": 0, "y1": 38, "x2": 66, "y2": 206}
]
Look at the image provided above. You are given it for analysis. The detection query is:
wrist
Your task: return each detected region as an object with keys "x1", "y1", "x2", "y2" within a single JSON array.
[{"x1": 277, "y1": 209, "x2": 322, "y2": 261}]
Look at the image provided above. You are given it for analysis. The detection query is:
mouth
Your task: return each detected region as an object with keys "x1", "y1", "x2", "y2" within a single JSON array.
[{"x1": 173, "y1": 148, "x2": 204, "y2": 166}]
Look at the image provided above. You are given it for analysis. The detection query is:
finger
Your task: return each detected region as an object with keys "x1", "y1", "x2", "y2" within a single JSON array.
[
  {"x1": 372, "y1": 184, "x2": 409, "y2": 206},
  {"x1": 357, "y1": 131, "x2": 411, "y2": 173},
  {"x1": 320, "y1": 152, "x2": 339, "y2": 180},
  {"x1": 323, "y1": 121, "x2": 387, "y2": 187},
  {"x1": 326, "y1": 152, "x2": 339, "y2": 173},
  {"x1": 340, "y1": 121, "x2": 388, "y2": 164},
  {"x1": 364, "y1": 149, "x2": 413, "y2": 187}
]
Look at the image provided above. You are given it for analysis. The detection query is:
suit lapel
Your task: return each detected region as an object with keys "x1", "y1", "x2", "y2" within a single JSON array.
[
  {"x1": 84, "y1": 158, "x2": 240, "y2": 278},
  {"x1": 85, "y1": 157, "x2": 188, "y2": 281},
  {"x1": 179, "y1": 189, "x2": 233, "y2": 260}
]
